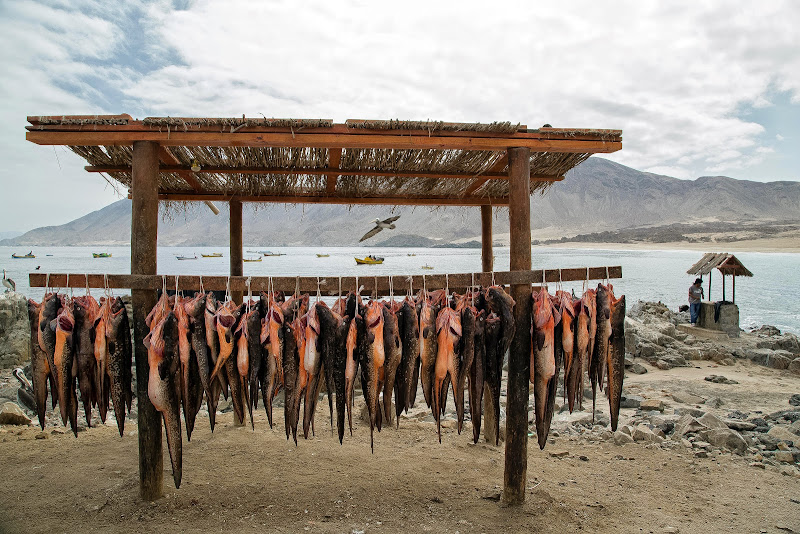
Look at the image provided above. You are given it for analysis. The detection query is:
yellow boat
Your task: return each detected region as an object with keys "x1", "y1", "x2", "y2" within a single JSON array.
[
  {"x1": 421, "y1": 264, "x2": 434, "y2": 270},
  {"x1": 201, "y1": 252, "x2": 223, "y2": 258},
  {"x1": 355, "y1": 255, "x2": 384, "y2": 265},
  {"x1": 92, "y1": 252, "x2": 112, "y2": 258},
  {"x1": 243, "y1": 256, "x2": 262, "y2": 262},
  {"x1": 316, "y1": 253, "x2": 330, "y2": 258}
]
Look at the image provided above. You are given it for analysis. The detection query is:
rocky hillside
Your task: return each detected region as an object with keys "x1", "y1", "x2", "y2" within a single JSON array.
[{"x1": 3, "y1": 158, "x2": 799, "y2": 246}]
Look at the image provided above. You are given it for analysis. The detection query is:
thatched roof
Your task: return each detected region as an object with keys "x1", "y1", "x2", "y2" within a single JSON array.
[
  {"x1": 687, "y1": 253, "x2": 754, "y2": 277},
  {"x1": 26, "y1": 115, "x2": 622, "y2": 206}
]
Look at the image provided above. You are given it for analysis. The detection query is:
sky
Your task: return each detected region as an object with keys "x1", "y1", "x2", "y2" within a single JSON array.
[{"x1": 0, "y1": 0, "x2": 798, "y2": 233}]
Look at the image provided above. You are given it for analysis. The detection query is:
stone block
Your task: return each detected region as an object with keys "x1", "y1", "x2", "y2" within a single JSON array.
[
  {"x1": 640, "y1": 399, "x2": 665, "y2": 412},
  {"x1": 705, "y1": 428, "x2": 747, "y2": 454},
  {"x1": 0, "y1": 402, "x2": 31, "y2": 425},
  {"x1": 672, "y1": 392, "x2": 706, "y2": 405}
]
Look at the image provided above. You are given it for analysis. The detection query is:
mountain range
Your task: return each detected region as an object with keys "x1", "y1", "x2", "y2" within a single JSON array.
[{"x1": 3, "y1": 157, "x2": 798, "y2": 247}]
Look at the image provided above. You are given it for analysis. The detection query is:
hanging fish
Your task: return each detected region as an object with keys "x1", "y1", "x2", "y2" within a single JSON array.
[
  {"x1": 27, "y1": 299, "x2": 51, "y2": 430},
  {"x1": 106, "y1": 297, "x2": 133, "y2": 437},
  {"x1": 531, "y1": 288, "x2": 557, "y2": 450},
  {"x1": 282, "y1": 319, "x2": 300, "y2": 443},
  {"x1": 52, "y1": 304, "x2": 78, "y2": 436},
  {"x1": 485, "y1": 286, "x2": 516, "y2": 359},
  {"x1": 184, "y1": 293, "x2": 211, "y2": 402},
  {"x1": 455, "y1": 304, "x2": 475, "y2": 435},
  {"x1": 72, "y1": 295, "x2": 99, "y2": 427},
  {"x1": 592, "y1": 284, "x2": 612, "y2": 422},
  {"x1": 204, "y1": 292, "x2": 226, "y2": 429},
  {"x1": 433, "y1": 307, "x2": 461, "y2": 442},
  {"x1": 259, "y1": 296, "x2": 284, "y2": 428},
  {"x1": 398, "y1": 296, "x2": 419, "y2": 415},
  {"x1": 344, "y1": 308, "x2": 363, "y2": 437},
  {"x1": 93, "y1": 297, "x2": 113, "y2": 423},
  {"x1": 418, "y1": 297, "x2": 438, "y2": 409},
  {"x1": 317, "y1": 301, "x2": 347, "y2": 442},
  {"x1": 483, "y1": 313, "x2": 502, "y2": 446},
  {"x1": 144, "y1": 312, "x2": 182, "y2": 489},
  {"x1": 568, "y1": 295, "x2": 590, "y2": 414},
  {"x1": 234, "y1": 311, "x2": 253, "y2": 429},
  {"x1": 584, "y1": 287, "x2": 597, "y2": 412},
  {"x1": 302, "y1": 303, "x2": 323, "y2": 439},
  {"x1": 469, "y1": 309, "x2": 486, "y2": 444},
  {"x1": 289, "y1": 317, "x2": 308, "y2": 444},
  {"x1": 245, "y1": 303, "x2": 264, "y2": 428},
  {"x1": 362, "y1": 300, "x2": 385, "y2": 451},
  {"x1": 381, "y1": 301, "x2": 403, "y2": 427},
  {"x1": 607, "y1": 291, "x2": 626, "y2": 431}
]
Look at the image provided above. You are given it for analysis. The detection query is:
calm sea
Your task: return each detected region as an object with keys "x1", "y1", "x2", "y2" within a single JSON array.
[{"x1": 2, "y1": 246, "x2": 797, "y2": 335}]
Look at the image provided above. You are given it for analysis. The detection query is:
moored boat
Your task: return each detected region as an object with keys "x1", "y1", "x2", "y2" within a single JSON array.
[
  {"x1": 92, "y1": 252, "x2": 112, "y2": 258},
  {"x1": 355, "y1": 255, "x2": 384, "y2": 265},
  {"x1": 201, "y1": 253, "x2": 223, "y2": 258},
  {"x1": 243, "y1": 256, "x2": 262, "y2": 262},
  {"x1": 421, "y1": 264, "x2": 434, "y2": 270},
  {"x1": 176, "y1": 255, "x2": 198, "y2": 260},
  {"x1": 11, "y1": 252, "x2": 35, "y2": 259},
  {"x1": 316, "y1": 253, "x2": 330, "y2": 258}
]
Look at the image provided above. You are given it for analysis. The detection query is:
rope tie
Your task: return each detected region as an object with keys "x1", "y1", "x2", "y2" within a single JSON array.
[
  {"x1": 423, "y1": 274, "x2": 427, "y2": 297},
  {"x1": 605, "y1": 266, "x2": 610, "y2": 284},
  {"x1": 246, "y1": 277, "x2": 252, "y2": 312},
  {"x1": 175, "y1": 275, "x2": 180, "y2": 298},
  {"x1": 374, "y1": 276, "x2": 378, "y2": 300},
  {"x1": 295, "y1": 276, "x2": 300, "y2": 298},
  {"x1": 388, "y1": 276, "x2": 394, "y2": 302},
  {"x1": 225, "y1": 276, "x2": 231, "y2": 303},
  {"x1": 491, "y1": 271, "x2": 495, "y2": 286},
  {"x1": 406, "y1": 275, "x2": 413, "y2": 298},
  {"x1": 103, "y1": 273, "x2": 109, "y2": 297},
  {"x1": 338, "y1": 276, "x2": 342, "y2": 300},
  {"x1": 355, "y1": 276, "x2": 359, "y2": 295},
  {"x1": 316, "y1": 277, "x2": 321, "y2": 303},
  {"x1": 85, "y1": 274, "x2": 90, "y2": 296},
  {"x1": 471, "y1": 272, "x2": 476, "y2": 306},
  {"x1": 46, "y1": 273, "x2": 50, "y2": 294},
  {"x1": 445, "y1": 273, "x2": 449, "y2": 298},
  {"x1": 66, "y1": 273, "x2": 70, "y2": 299},
  {"x1": 199, "y1": 275, "x2": 204, "y2": 295}
]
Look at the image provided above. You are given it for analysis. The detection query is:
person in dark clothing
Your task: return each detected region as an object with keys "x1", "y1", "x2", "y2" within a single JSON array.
[{"x1": 688, "y1": 278, "x2": 704, "y2": 325}]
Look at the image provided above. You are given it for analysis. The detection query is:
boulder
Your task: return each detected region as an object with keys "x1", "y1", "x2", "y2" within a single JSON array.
[
  {"x1": 632, "y1": 425, "x2": 663, "y2": 443},
  {"x1": 725, "y1": 420, "x2": 756, "y2": 432},
  {"x1": 768, "y1": 426, "x2": 797, "y2": 444},
  {"x1": 704, "y1": 397, "x2": 725, "y2": 408},
  {"x1": 674, "y1": 415, "x2": 708, "y2": 436},
  {"x1": 619, "y1": 395, "x2": 643, "y2": 409},
  {"x1": 698, "y1": 413, "x2": 729, "y2": 430},
  {"x1": 612, "y1": 431, "x2": 633, "y2": 445},
  {"x1": 627, "y1": 362, "x2": 648, "y2": 375},
  {"x1": 0, "y1": 402, "x2": 31, "y2": 425},
  {"x1": 769, "y1": 354, "x2": 792, "y2": 370},
  {"x1": 790, "y1": 394, "x2": 800, "y2": 407},
  {"x1": 0, "y1": 292, "x2": 30, "y2": 368},
  {"x1": 774, "y1": 450, "x2": 795, "y2": 464},
  {"x1": 704, "y1": 428, "x2": 747, "y2": 454},
  {"x1": 675, "y1": 407, "x2": 706, "y2": 418},
  {"x1": 640, "y1": 399, "x2": 665, "y2": 412},
  {"x1": 789, "y1": 359, "x2": 800, "y2": 375},
  {"x1": 672, "y1": 392, "x2": 706, "y2": 405},
  {"x1": 655, "y1": 359, "x2": 672, "y2": 370},
  {"x1": 790, "y1": 421, "x2": 800, "y2": 436}
]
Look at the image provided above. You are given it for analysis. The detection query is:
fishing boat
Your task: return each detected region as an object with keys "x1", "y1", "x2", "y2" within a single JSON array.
[
  {"x1": 201, "y1": 252, "x2": 223, "y2": 258},
  {"x1": 92, "y1": 252, "x2": 112, "y2": 258},
  {"x1": 11, "y1": 252, "x2": 35, "y2": 259},
  {"x1": 407, "y1": 253, "x2": 417, "y2": 257},
  {"x1": 262, "y1": 251, "x2": 286, "y2": 257},
  {"x1": 355, "y1": 255, "x2": 384, "y2": 265},
  {"x1": 243, "y1": 256, "x2": 262, "y2": 262},
  {"x1": 176, "y1": 254, "x2": 197, "y2": 260},
  {"x1": 421, "y1": 264, "x2": 434, "y2": 270},
  {"x1": 316, "y1": 253, "x2": 330, "y2": 258}
]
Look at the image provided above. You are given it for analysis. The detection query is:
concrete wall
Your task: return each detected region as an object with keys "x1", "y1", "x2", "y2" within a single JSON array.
[{"x1": 698, "y1": 301, "x2": 740, "y2": 337}]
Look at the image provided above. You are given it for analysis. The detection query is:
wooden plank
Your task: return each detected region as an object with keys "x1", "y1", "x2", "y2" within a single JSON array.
[
  {"x1": 503, "y1": 146, "x2": 532, "y2": 506},
  {"x1": 88, "y1": 165, "x2": 519, "y2": 181},
  {"x1": 130, "y1": 140, "x2": 163, "y2": 501},
  {"x1": 151, "y1": 192, "x2": 510, "y2": 207},
  {"x1": 326, "y1": 148, "x2": 343, "y2": 193},
  {"x1": 28, "y1": 267, "x2": 622, "y2": 293},
  {"x1": 27, "y1": 130, "x2": 623, "y2": 153}
]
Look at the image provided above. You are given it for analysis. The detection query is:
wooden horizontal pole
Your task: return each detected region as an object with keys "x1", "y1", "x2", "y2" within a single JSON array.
[
  {"x1": 29, "y1": 267, "x2": 622, "y2": 293},
  {"x1": 26, "y1": 119, "x2": 621, "y2": 142},
  {"x1": 146, "y1": 192, "x2": 510, "y2": 207},
  {"x1": 27, "y1": 130, "x2": 622, "y2": 154}
]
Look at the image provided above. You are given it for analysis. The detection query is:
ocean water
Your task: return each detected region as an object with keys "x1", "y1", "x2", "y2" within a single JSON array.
[{"x1": 2, "y1": 246, "x2": 797, "y2": 335}]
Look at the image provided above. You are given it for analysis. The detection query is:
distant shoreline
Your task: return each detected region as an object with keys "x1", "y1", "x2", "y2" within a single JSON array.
[{"x1": 535, "y1": 238, "x2": 800, "y2": 254}]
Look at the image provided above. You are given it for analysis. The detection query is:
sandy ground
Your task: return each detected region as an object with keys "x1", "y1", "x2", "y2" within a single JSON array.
[{"x1": 1, "y1": 357, "x2": 799, "y2": 534}]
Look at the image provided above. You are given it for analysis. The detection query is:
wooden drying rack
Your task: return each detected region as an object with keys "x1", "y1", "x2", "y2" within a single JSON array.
[{"x1": 29, "y1": 267, "x2": 622, "y2": 295}]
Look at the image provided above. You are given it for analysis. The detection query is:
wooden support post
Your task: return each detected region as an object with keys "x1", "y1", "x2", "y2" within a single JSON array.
[
  {"x1": 131, "y1": 141, "x2": 162, "y2": 500},
  {"x1": 722, "y1": 274, "x2": 726, "y2": 301},
  {"x1": 503, "y1": 147, "x2": 532, "y2": 505},
  {"x1": 229, "y1": 200, "x2": 243, "y2": 304},
  {"x1": 481, "y1": 204, "x2": 497, "y2": 444},
  {"x1": 732, "y1": 275, "x2": 736, "y2": 304},
  {"x1": 708, "y1": 271, "x2": 712, "y2": 302},
  {"x1": 481, "y1": 205, "x2": 493, "y2": 273}
]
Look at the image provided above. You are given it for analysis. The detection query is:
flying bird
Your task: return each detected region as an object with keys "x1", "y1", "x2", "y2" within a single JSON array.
[
  {"x1": 359, "y1": 216, "x2": 401, "y2": 242},
  {"x1": 2, "y1": 270, "x2": 15, "y2": 292}
]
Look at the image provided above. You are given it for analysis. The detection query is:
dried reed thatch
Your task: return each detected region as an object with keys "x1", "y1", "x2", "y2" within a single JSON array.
[{"x1": 37, "y1": 116, "x2": 619, "y2": 206}]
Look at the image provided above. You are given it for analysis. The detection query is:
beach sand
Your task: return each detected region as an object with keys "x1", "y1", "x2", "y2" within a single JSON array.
[{"x1": 0, "y1": 358, "x2": 798, "y2": 533}]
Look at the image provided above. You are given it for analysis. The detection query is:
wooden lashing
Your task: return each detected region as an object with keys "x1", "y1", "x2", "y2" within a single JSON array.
[
  {"x1": 503, "y1": 147, "x2": 533, "y2": 505},
  {"x1": 131, "y1": 141, "x2": 163, "y2": 500},
  {"x1": 229, "y1": 199, "x2": 243, "y2": 304}
]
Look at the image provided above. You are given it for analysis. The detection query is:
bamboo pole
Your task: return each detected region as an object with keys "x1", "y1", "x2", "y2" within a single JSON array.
[
  {"x1": 130, "y1": 141, "x2": 163, "y2": 500},
  {"x1": 503, "y1": 147, "x2": 532, "y2": 505},
  {"x1": 229, "y1": 200, "x2": 243, "y2": 304}
]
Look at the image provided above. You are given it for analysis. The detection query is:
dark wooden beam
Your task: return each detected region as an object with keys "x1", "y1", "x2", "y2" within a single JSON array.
[
  {"x1": 481, "y1": 206, "x2": 493, "y2": 273},
  {"x1": 503, "y1": 146, "x2": 533, "y2": 506},
  {"x1": 27, "y1": 130, "x2": 622, "y2": 153},
  {"x1": 130, "y1": 140, "x2": 163, "y2": 501},
  {"x1": 148, "y1": 191, "x2": 510, "y2": 207},
  {"x1": 29, "y1": 267, "x2": 623, "y2": 293}
]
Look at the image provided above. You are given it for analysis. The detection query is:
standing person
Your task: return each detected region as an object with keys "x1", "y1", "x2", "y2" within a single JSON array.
[{"x1": 688, "y1": 278, "x2": 704, "y2": 326}]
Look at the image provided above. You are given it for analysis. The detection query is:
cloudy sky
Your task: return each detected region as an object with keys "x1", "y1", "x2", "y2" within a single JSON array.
[{"x1": 1, "y1": 0, "x2": 798, "y2": 232}]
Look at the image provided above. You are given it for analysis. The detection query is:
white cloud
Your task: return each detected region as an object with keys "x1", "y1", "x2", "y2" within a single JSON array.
[{"x1": 1, "y1": 0, "x2": 799, "y2": 231}]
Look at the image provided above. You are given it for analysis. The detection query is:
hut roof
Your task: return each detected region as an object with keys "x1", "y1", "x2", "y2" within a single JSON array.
[
  {"x1": 687, "y1": 253, "x2": 754, "y2": 277},
  {"x1": 25, "y1": 115, "x2": 622, "y2": 206}
]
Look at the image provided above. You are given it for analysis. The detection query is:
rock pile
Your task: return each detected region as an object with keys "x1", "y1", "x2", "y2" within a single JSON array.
[{"x1": 0, "y1": 292, "x2": 29, "y2": 368}]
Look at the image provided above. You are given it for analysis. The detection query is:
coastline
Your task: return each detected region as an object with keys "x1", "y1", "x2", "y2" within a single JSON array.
[{"x1": 535, "y1": 237, "x2": 800, "y2": 254}]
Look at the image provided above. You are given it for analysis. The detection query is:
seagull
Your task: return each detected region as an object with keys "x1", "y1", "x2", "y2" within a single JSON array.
[
  {"x1": 359, "y1": 215, "x2": 400, "y2": 242},
  {"x1": 2, "y1": 270, "x2": 15, "y2": 292}
]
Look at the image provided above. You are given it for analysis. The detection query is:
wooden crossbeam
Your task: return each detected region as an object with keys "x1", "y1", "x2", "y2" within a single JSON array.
[
  {"x1": 145, "y1": 191, "x2": 510, "y2": 206},
  {"x1": 87, "y1": 164, "x2": 527, "y2": 181},
  {"x1": 326, "y1": 148, "x2": 343, "y2": 193},
  {"x1": 29, "y1": 267, "x2": 622, "y2": 294},
  {"x1": 27, "y1": 130, "x2": 622, "y2": 153}
]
